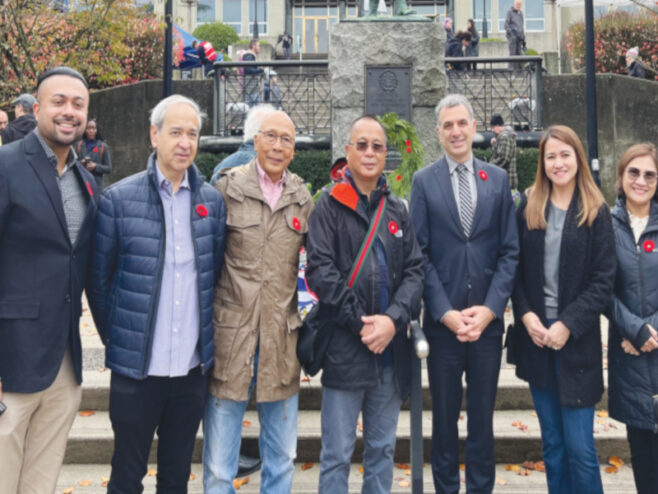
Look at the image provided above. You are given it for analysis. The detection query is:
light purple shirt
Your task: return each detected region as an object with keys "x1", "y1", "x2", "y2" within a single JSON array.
[{"x1": 148, "y1": 164, "x2": 201, "y2": 377}]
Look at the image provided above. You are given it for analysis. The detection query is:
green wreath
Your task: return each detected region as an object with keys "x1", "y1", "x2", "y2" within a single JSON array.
[{"x1": 377, "y1": 112, "x2": 425, "y2": 198}]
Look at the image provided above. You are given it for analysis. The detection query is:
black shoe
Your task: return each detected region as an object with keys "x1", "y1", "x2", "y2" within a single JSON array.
[{"x1": 237, "y1": 454, "x2": 261, "y2": 478}]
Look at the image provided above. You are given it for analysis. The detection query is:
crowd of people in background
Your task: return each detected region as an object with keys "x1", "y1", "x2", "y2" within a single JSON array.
[{"x1": 1, "y1": 57, "x2": 657, "y2": 494}]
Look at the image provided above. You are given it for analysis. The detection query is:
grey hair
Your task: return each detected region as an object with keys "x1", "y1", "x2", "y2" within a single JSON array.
[
  {"x1": 243, "y1": 103, "x2": 276, "y2": 142},
  {"x1": 150, "y1": 95, "x2": 204, "y2": 131},
  {"x1": 435, "y1": 94, "x2": 474, "y2": 122}
]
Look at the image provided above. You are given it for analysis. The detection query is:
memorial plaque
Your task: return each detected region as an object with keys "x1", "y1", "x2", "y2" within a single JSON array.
[{"x1": 365, "y1": 66, "x2": 412, "y2": 122}]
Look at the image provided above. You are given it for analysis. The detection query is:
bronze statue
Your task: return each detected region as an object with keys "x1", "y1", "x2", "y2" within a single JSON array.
[{"x1": 368, "y1": 0, "x2": 416, "y2": 17}]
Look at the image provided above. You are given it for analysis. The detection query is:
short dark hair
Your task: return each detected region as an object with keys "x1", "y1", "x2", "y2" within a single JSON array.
[
  {"x1": 490, "y1": 114, "x2": 504, "y2": 127},
  {"x1": 36, "y1": 66, "x2": 88, "y2": 91},
  {"x1": 347, "y1": 115, "x2": 387, "y2": 145}
]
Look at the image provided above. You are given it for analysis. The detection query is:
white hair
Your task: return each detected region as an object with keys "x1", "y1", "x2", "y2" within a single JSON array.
[
  {"x1": 150, "y1": 94, "x2": 204, "y2": 131},
  {"x1": 435, "y1": 94, "x2": 474, "y2": 122},
  {"x1": 243, "y1": 103, "x2": 276, "y2": 142}
]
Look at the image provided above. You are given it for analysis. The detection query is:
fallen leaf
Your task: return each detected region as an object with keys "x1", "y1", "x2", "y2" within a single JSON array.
[
  {"x1": 300, "y1": 376, "x2": 310, "y2": 382},
  {"x1": 242, "y1": 420, "x2": 251, "y2": 427},
  {"x1": 459, "y1": 464, "x2": 465, "y2": 471},
  {"x1": 100, "y1": 476, "x2": 109, "y2": 487},
  {"x1": 459, "y1": 415, "x2": 464, "y2": 420},
  {"x1": 597, "y1": 418, "x2": 606, "y2": 425},
  {"x1": 79, "y1": 410, "x2": 95, "y2": 417},
  {"x1": 398, "y1": 480, "x2": 411, "y2": 487},
  {"x1": 531, "y1": 411, "x2": 537, "y2": 417},
  {"x1": 189, "y1": 473, "x2": 195, "y2": 481},
  {"x1": 512, "y1": 420, "x2": 522, "y2": 427},
  {"x1": 359, "y1": 466, "x2": 364, "y2": 474},
  {"x1": 597, "y1": 410, "x2": 609, "y2": 418},
  {"x1": 609, "y1": 422, "x2": 618, "y2": 429},
  {"x1": 604, "y1": 466, "x2": 618, "y2": 474},
  {"x1": 301, "y1": 463, "x2": 314, "y2": 471},
  {"x1": 98, "y1": 367, "x2": 106, "y2": 373},
  {"x1": 357, "y1": 420, "x2": 363, "y2": 432},
  {"x1": 147, "y1": 469, "x2": 157, "y2": 477},
  {"x1": 518, "y1": 469, "x2": 531, "y2": 476},
  {"x1": 82, "y1": 323, "x2": 89, "y2": 328},
  {"x1": 608, "y1": 455, "x2": 624, "y2": 468},
  {"x1": 521, "y1": 461, "x2": 536, "y2": 470},
  {"x1": 62, "y1": 488, "x2": 74, "y2": 494},
  {"x1": 77, "y1": 480, "x2": 92, "y2": 486},
  {"x1": 535, "y1": 461, "x2": 546, "y2": 472},
  {"x1": 495, "y1": 477, "x2": 507, "y2": 485},
  {"x1": 505, "y1": 464, "x2": 521, "y2": 472},
  {"x1": 233, "y1": 477, "x2": 249, "y2": 489}
]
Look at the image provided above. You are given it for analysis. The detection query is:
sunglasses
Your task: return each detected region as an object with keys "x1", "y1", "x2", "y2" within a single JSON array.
[
  {"x1": 349, "y1": 141, "x2": 386, "y2": 154},
  {"x1": 627, "y1": 167, "x2": 658, "y2": 185}
]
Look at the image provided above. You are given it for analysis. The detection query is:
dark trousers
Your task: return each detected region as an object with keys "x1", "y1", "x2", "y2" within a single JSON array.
[
  {"x1": 107, "y1": 367, "x2": 207, "y2": 494},
  {"x1": 427, "y1": 327, "x2": 502, "y2": 494},
  {"x1": 627, "y1": 426, "x2": 658, "y2": 494}
]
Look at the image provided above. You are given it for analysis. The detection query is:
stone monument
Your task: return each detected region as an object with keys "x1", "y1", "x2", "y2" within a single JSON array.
[{"x1": 329, "y1": 19, "x2": 446, "y2": 164}]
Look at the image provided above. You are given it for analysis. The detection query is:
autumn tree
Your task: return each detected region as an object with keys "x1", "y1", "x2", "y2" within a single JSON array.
[{"x1": 0, "y1": 0, "x2": 172, "y2": 104}]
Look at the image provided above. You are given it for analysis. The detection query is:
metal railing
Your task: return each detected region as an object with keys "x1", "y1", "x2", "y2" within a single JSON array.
[
  {"x1": 408, "y1": 320, "x2": 429, "y2": 493},
  {"x1": 211, "y1": 60, "x2": 331, "y2": 137},
  {"x1": 445, "y1": 56, "x2": 544, "y2": 131},
  {"x1": 211, "y1": 56, "x2": 544, "y2": 137}
]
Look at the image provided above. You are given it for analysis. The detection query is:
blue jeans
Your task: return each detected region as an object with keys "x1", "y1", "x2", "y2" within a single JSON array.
[
  {"x1": 202, "y1": 386, "x2": 298, "y2": 494},
  {"x1": 530, "y1": 358, "x2": 603, "y2": 494},
  {"x1": 318, "y1": 366, "x2": 402, "y2": 494}
]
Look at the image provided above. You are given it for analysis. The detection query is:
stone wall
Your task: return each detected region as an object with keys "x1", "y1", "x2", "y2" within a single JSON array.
[
  {"x1": 543, "y1": 74, "x2": 658, "y2": 203},
  {"x1": 88, "y1": 79, "x2": 213, "y2": 186},
  {"x1": 328, "y1": 21, "x2": 445, "y2": 165}
]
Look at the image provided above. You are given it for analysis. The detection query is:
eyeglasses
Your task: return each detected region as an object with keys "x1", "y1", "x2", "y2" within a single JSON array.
[
  {"x1": 627, "y1": 166, "x2": 658, "y2": 185},
  {"x1": 258, "y1": 131, "x2": 294, "y2": 148},
  {"x1": 349, "y1": 141, "x2": 386, "y2": 154}
]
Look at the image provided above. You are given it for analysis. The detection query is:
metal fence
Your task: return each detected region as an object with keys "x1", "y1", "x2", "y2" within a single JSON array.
[{"x1": 211, "y1": 56, "x2": 544, "y2": 137}]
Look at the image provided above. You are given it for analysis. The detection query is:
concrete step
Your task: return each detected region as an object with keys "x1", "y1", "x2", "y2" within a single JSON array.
[
  {"x1": 78, "y1": 367, "x2": 610, "y2": 412},
  {"x1": 64, "y1": 409, "x2": 629, "y2": 465},
  {"x1": 56, "y1": 462, "x2": 637, "y2": 494}
]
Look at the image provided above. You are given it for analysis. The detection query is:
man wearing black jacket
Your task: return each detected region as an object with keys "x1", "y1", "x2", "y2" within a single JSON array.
[
  {"x1": 1, "y1": 94, "x2": 38, "y2": 145},
  {"x1": 306, "y1": 116, "x2": 424, "y2": 494}
]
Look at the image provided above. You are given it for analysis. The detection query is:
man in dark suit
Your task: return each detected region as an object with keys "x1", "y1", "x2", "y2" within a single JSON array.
[
  {"x1": 0, "y1": 67, "x2": 97, "y2": 494},
  {"x1": 410, "y1": 94, "x2": 519, "y2": 494}
]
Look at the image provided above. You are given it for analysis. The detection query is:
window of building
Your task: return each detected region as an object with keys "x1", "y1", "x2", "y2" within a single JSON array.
[
  {"x1": 472, "y1": 0, "x2": 492, "y2": 33},
  {"x1": 498, "y1": 0, "x2": 513, "y2": 32},
  {"x1": 525, "y1": 0, "x2": 544, "y2": 31},
  {"x1": 197, "y1": 0, "x2": 215, "y2": 24},
  {"x1": 248, "y1": 0, "x2": 268, "y2": 35},
  {"x1": 223, "y1": 0, "x2": 241, "y2": 33}
]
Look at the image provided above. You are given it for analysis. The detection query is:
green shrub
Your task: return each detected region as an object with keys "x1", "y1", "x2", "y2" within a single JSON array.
[
  {"x1": 196, "y1": 152, "x2": 228, "y2": 180},
  {"x1": 289, "y1": 149, "x2": 332, "y2": 193},
  {"x1": 474, "y1": 147, "x2": 539, "y2": 192},
  {"x1": 564, "y1": 11, "x2": 657, "y2": 80},
  {"x1": 193, "y1": 22, "x2": 240, "y2": 53}
]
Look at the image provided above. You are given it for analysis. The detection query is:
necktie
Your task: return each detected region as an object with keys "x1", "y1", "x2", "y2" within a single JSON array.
[{"x1": 457, "y1": 164, "x2": 474, "y2": 236}]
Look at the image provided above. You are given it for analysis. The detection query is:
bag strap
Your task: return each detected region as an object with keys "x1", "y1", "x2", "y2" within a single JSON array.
[{"x1": 346, "y1": 194, "x2": 388, "y2": 288}]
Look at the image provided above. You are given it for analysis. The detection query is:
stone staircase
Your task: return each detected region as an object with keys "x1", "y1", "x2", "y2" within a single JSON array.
[{"x1": 56, "y1": 306, "x2": 637, "y2": 493}]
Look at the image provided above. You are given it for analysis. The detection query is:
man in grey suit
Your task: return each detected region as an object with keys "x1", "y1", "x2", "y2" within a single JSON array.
[
  {"x1": 505, "y1": 0, "x2": 526, "y2": 70},
  {"x1": 410, "y1": 94, "x2": 519, "y2": 494}
]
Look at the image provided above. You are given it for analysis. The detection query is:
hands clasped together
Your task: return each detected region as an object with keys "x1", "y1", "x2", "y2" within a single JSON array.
[
  {"x1": 360, "y1": 315, "x2": 396, "y2": 354},
  {"x1": 620, "y1": 325, "x2": 658, "y2": 356},
  {"x1": 442, "y1": 306, "x2": 496, "y2": 343},
  {"x1": 521, "y1": 312, "x2": 570, "y2": 351}
]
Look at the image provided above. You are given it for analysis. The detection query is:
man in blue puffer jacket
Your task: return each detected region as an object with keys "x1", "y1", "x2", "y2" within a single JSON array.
[{"x1": 88, "y1": 95, "x2": 226, "y2": 494}]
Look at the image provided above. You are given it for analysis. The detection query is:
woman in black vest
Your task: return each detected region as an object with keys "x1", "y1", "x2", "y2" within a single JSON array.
[
  {"x1": 509, "y1": 125, "x2": 616, "y2": 494},
  {"x1": 77, "y1": 118, "x2": 112, "y2": 189},
  {"x1": 608, "y1": 143, "x2": 658, "y2": 494}
]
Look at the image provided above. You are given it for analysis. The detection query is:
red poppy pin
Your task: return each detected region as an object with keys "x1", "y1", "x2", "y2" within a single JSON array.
[
  {"x1": 86, "y1": 181, "x2": 93, "y2": 197},
  {"x1": 93, "y1": 147, "x2": 99, "y2": 153},
  {"x1": 644, "y1": 240, "x2": 655, "y2": 253},
  {"x1": 292, "y1": 217, "x2": 301, "y2": 231},
  {"x1": 396, "y1": 174, "x2": 402, "y2": 181},
  {"x1": 196, "y1": 204, "x2": 208, "y2": 217},
  {"x1": 478, "y1": 170, "x2": 488, "y2": 181},
  {"x1": 388, "y1": 221, "x2": 399, "y2": 235}
]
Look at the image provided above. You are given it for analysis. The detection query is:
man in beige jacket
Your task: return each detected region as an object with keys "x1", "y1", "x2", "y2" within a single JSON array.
[{"x1": 203, "y1": 111, "x2": 313, "y2": 494}]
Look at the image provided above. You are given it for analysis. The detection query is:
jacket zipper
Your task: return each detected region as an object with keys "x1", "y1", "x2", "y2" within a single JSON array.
[{"x1": 191, "y1": 189, "x2": 205, "y2": 373}]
